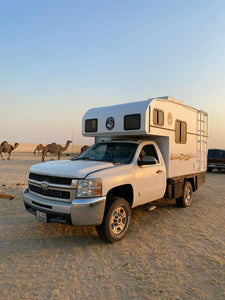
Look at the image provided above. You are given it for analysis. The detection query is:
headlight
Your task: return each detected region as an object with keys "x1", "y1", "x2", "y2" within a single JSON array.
[{"x1": 77, "y1": 179, "x2": 102, "y2": 198}]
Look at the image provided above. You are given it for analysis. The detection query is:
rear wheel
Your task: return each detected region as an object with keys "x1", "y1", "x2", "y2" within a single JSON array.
[
  {"x1": 96, "y1": 196, "x2": 131, "y2": 243},
  {"x1": 176, "y1": 181, "x2": 193, "y2": 208},
  {"x1": 207, "y1": 167, "x2": 213, "y2": 172}
]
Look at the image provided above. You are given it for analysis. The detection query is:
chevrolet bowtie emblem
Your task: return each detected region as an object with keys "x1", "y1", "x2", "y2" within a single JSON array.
[{"x1": 40, "y1": 182, "x2": 48, "y2": 190}]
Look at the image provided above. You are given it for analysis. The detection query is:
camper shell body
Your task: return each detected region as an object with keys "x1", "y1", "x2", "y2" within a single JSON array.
[{"x1": 83, "y1": 96, "x2": 208, "y2": 178}]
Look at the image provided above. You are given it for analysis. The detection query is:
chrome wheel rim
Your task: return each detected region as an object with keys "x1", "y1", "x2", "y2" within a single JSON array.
[
  {"x1": 184, "y1": 186, "x2": 192, "y2": 205},
  {"x1": 110, "y1": 206, "x2": 127, "y2": 235}
]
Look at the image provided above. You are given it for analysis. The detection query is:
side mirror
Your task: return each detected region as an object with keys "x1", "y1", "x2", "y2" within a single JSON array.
[{"x1": 138, "y1": 156, "x2": 158, "y2": 166}]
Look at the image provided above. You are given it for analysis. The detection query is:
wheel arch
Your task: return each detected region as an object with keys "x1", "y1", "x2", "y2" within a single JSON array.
[
  {"x1": 186, "y1": 177, "x2": 195, "y2": 192},
  {"x1": 105, "y1": 184, "x2": 134, "y2": 209}
]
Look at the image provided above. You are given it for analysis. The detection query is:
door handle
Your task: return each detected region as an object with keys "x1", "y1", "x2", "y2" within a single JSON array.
[{"x1": 156, "y1": 170, "x2": 163, "y2": 174}]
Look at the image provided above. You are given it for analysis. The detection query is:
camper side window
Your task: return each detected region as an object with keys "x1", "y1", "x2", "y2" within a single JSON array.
[
  {"x1": 175, "y1": 120, "x2": 187, "y2": 144},
  {"x1": 153, "y1": 109, "x2": 164, "y2": 126}
]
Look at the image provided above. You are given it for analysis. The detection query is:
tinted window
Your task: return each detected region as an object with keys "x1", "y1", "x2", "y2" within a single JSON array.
[
  {"x1": 124, "y1": 114, "x2": 141, "y2": 130},
  {"x1": 139, "y1": 144, "x2": 159, "y2": 163},
  {"x1": 78, "y1": 142, "x2": 138, "y2": 164},
  {"x1": 85, "y1": 119, "x2": 98, "y2": 132},
  {"x1": 208, "y1": 149, "x2": 225, "y2": 159}
]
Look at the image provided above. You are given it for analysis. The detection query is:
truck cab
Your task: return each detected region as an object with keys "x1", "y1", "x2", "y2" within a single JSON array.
[
  {"x1": 24, "y1": 139, "x2": 166, "y2": 242},
  {"x1": 76, "y1": 140, "x2": 166, "y2": 207}
]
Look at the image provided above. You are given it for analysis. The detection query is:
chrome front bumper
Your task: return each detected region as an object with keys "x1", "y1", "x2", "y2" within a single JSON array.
[{"x1": 23, "y1": 187, "x2": 106, "y2": 226}]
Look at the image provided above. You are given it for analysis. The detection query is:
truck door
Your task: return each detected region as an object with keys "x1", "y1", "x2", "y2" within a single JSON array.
[{"x1": 135, "y1": 144, "x2": 166, "y2": 206}]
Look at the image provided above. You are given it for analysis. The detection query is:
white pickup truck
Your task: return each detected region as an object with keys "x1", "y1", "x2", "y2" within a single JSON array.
[{"x1": 23, "y1": 96, "x2": 208, "y2": 242}]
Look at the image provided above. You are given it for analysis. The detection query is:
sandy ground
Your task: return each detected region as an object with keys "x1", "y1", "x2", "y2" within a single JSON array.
[{"x1": 0, "y1": 151, "x2": 225, "y2": 300}]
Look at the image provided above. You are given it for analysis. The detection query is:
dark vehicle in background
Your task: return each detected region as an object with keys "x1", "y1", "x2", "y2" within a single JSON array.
[{"x1": 207, "y1": 149, "x2": 225, "y2": 172}]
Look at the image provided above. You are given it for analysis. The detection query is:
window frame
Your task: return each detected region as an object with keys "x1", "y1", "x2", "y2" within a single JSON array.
[
  {"x1": 153, "y1": 109, "x2": 164, "y2": 126},
  {"x1": 85, "y1": 118, "x2": 98, "y2": 133},
  {"x1": 124, "y1": 113, "x2": 141, "y2": 131},
  {"x1": 175, "y1": 119, "x2": 187, "y2": 144},
  {"x1": 138, "y1": 144, "x2": 160, "y2": 164}
]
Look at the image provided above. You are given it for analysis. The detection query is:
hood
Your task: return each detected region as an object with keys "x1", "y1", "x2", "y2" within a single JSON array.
[{"x1": 29, "y1": 159, "x2": 114, "y2": 178}]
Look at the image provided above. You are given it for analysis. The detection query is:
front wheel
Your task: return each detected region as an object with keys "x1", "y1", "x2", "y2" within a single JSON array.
[
  {"x1": 96, "y1": 196, "x2": 131, "y2": 243},
  {"x1": 176, "y1": 181, "x2": 193, "y2": 208}
]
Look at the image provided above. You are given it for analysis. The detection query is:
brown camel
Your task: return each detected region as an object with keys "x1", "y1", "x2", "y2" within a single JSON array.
[
  {"x1": 42, "y1": 140, "x2": 72, "y2": 162},
  {"x1": 80, "y1": 145, "x2": 90, "y2": 153},
  {"x1": 0, "y1": 141, "x2": 19, "y2": 160},
  {"x1": 34, "y1": 144, "x2": 44, "y2": 155},
  {"x1": 73, "y1": 145, "x2": 90, "y2": 158}
]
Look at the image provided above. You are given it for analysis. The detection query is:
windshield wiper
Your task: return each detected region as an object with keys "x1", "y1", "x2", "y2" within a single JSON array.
[
  {"x1": 71, "y1": 157, "x2": 90, "y2": 161},
  {"x1": 78, "y1": 157, "x2": 93, "y2": 160}
]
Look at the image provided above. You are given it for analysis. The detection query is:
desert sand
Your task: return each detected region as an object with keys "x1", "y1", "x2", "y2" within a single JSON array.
[{"x1": 0, "y1": 146, "x2": 225, "y2": 299}]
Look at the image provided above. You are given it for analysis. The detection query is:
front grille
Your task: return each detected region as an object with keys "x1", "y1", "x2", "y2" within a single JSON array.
[
  {"x1": 29, "y1": 173, "x2": 73, "y2": 185},
  {"x1": 29, "y1": 184, "x2": 70, "y2": 199}
]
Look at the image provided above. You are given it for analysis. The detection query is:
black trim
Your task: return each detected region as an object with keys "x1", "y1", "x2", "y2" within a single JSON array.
[
  {"x1": 32, "y1": 201, "x2": 52, "y2": 209},
  {"x1": 29, "y1": 173, "x2": 73, "y2": 185},
  {"x1": 24, "y1": 203, "x2": 72, "y2": 225},
  {"x1": 29, "y1": 184, "x2": 70, "y2": 199}
]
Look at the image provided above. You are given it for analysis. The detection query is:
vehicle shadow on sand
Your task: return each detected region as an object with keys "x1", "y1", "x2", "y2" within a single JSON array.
[{"x1": 19, "y1": 198, "x2": 179, "y2": 247}]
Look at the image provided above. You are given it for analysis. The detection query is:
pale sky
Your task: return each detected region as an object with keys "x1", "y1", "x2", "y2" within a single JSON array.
[{"x1": 0, "y1": 0, "x2": 225, "y2": 148}]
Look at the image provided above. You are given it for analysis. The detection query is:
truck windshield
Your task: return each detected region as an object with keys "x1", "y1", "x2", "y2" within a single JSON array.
[{"x1": 76, "y1": 142, "x2": 138, "y2": 164}]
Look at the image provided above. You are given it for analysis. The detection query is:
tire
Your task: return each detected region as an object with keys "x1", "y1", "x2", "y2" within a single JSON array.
[
  {"x1": 176, "y1": 181, "x2": 193, "y2": 208},
  {"x1": 96, "y1": 196, "x2": 131, "y2": 243},
  {"x1": 207, "y1": 167, "x2": 213, "y2": 172}
]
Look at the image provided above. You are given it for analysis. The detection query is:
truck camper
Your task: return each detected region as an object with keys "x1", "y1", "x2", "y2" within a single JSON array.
[{"x1": 24, "y1": 96, "x2": 208, "y2": 242}]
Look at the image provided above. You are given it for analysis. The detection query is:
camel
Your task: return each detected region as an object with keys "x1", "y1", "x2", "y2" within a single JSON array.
[
  {"x1": 73, "y1": 145, "x2": 90, "y2": 159},
  {"x1": 0, "y1": 141, "x2": 19, "y2": 160},
  {"x1": 80, "y1": 145, "x2": 90, "y2": 153},
  {"x1": 34, "y1": 144, "x2": 44, "y2": 155},
  {"x1": 42, "y1": 140, "x2": 72, "y2": 162}
]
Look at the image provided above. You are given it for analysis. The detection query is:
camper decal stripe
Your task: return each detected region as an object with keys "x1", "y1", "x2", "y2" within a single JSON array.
[
  {"x1": 170, "y1": 153, "x2": 195, "y2": 161},
  {"x1": 150, "y1": 125, "x2": 208, "y2": 138}
]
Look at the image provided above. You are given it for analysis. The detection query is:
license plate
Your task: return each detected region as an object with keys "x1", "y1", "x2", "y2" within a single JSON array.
[{"x1": 36, "y1": 210, "x2": 47, "y2": 223}]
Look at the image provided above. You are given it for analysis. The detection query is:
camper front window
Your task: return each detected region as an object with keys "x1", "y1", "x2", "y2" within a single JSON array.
[{"x1": 85, "y1": 118, "x2": 98, "y2": 132}]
